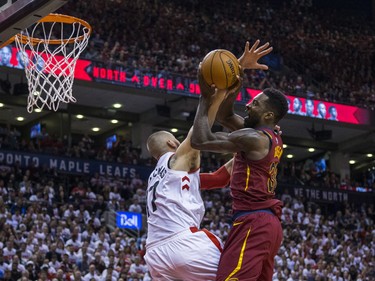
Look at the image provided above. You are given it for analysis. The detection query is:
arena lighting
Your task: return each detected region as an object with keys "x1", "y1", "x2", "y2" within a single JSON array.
[
  {"x1": 111, "y1": 119, "x2": 119, "y2": 124},
  {"x1": 308, "y1": 148, "x2": 315, "y2": 152},
  {"x1": 349, "y1": 160, "x2": 356, "y2": 164},
  {"x1": 367, "y1": 153, "x2": 373, "y2": 157},
  {"x1": 92, "y1": 127, "x2": 100, "y2": 132},
  {"x1": 16, "y1": 116, "x2": 24, "y2": 121},
  {"x1": 171, "y1": 128, "x2": 178, "y2": 133},
  {"x1": 34, "y1": 108, "x2": 42, "y2": 113},
  {"x1": 0, "y1": 103, "x2": 3, "y2": 107},
  {"x1": 113, "y1": 103, "x2": 122, "y2": 109},
  {"x1": 76, "y1": 114, "x2": 84, "y2": 119},
  {"x1": 283, "y1": 144, "x2": 288, "y2": 148},
  {"x1": 286, "y1": 154, "x2": 293, "y2": 159}
]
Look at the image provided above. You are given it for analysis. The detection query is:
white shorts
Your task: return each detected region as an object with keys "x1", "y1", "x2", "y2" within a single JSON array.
[{"x1": 144, "y1": 227, "x2": 223, "y2": 281}]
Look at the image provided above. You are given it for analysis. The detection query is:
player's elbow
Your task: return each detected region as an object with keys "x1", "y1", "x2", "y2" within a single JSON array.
[
  {"x1": 191, "y1": 136, "x2": 203, "y2": 149},
  {"x1": 216, "y1": 118, "x2": 231, "y2": 130},
  {"x1": 191, "y1": 134, "x2": 210, "y2": 150}
]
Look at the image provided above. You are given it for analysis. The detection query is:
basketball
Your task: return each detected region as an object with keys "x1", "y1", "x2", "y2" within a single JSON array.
[{"x1": 201, "y1": 49, "x2": 240, "y2": 89}]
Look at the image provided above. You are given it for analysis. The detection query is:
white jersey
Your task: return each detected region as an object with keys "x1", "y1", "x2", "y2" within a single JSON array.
[{"x1": 146, "y1": 152, "x2": 205, "y2": 245}]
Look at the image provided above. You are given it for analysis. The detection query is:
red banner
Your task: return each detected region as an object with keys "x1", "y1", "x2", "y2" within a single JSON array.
[
  {"x1": 2, "y1": 46, "x2": 371, "y2": 125},
  {"x1": 245, "y1": 89, "x2": 370, "y2": 125}
]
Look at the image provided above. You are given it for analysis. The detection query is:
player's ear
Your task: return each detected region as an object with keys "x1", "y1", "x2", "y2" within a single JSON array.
[
  {"x1": 264, "y1": 111, "x2": 274, "y2": 120},
  {"x1": 167, "y1": 140, "x2": 178, "y2": 149}
]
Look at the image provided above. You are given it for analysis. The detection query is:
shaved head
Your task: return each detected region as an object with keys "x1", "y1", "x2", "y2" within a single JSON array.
[{"x1": 147, "y1": 131, "x2": 180, "y2": 159}]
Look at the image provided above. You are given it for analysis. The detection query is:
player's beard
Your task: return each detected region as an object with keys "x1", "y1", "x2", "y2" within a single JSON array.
[{"x1": 244, "y1": 114, "x2": 260, "y2": 128}]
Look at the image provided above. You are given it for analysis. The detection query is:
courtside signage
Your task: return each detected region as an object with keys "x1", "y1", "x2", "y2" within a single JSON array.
[
  {"x1": 2, "y1": 46, "x2": 371, "y2": 125},
  {"x1": 116, "y1": 211, "x2": 142, "y2": 230},
  {"x1": 0, "y1": 149, "x2": 153, "y2": 178},
  {"x1": 280, "y1": 184, "x2": 374, "y2": 204}
]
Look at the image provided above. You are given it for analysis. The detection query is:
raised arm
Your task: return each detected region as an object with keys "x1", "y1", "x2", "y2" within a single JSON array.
[
  {"x1": 216, "y1": 40, "x2": 273, "y2": 131},
  {"x1": 191, "y1": 80, "x2": 269, "y2": 159},
  {"x1": 192, "y1": 105, "x2": 266, "y2": 157},
  {"x1": 215, "y1": 90, "x2": 245, "y2": 132},
  {"x1": 171, "y1": 68, "x2": 227, "y2": 171}
]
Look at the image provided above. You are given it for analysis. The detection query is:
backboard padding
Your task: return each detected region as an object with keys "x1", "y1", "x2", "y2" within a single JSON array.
[{"x1": 0, "y1": 0, "x2": 68, "y2": 46}]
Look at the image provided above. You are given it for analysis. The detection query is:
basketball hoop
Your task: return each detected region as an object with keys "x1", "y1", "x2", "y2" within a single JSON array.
[{"x1": 11, "y1": 13, "x2": 92, "y2": 112}]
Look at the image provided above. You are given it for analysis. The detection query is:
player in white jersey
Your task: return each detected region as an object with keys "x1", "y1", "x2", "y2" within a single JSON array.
[
  {"x1": 145, "y1": 149, "x2": 231, "y2": 281},
  {"x1": 146, "y1": 151, "x2": 205, "y2": 243},
  {"x1": 144, "y1": 77, "x2": 236, "y2": 280}
]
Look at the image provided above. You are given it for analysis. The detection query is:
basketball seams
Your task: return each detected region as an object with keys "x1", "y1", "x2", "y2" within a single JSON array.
[
  {"x1": 201, "y1": 49, "x2": 239, "y2": 89},
  {"x1": 209, "y1": 51, "x2": 218, "y2": 86},
  {"x1": 225, "y1": 51, "x2": 238, "y2": 65},
  {"x1": 218, "y1": 51, "x2": 228, "y2": 89}
]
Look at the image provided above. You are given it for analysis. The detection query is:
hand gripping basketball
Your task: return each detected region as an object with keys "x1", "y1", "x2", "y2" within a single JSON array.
[
  {"x1": 224, "y1": 65, "x2": 244, "y2": 99},
  {"x1": 198, "y1": 62, "x2": 216, "y2": 99}
]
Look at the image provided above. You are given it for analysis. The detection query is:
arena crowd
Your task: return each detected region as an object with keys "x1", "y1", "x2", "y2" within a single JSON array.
[
  {"x1": 59, "y1": 0, "x2": 375, "y2": 110},
  {"x1": 0, "y1": 124, "x2": 374, "y2": 280}
]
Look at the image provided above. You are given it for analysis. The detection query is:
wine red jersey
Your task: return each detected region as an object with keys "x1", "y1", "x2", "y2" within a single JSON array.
[{"x1": 230, "y1": 128, "x2": 283, "y2": 218}]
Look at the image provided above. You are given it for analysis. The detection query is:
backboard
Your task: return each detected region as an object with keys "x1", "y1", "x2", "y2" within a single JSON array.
[{"x1": 0, "y1": 0, "x2": 68, "y2": 47}]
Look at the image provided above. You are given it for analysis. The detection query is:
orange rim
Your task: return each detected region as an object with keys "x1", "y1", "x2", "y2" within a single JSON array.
[
  {"x1": 14, "y1": 13, "x2": 92, "y2": 45},
  {"x1": 0, "y1": 37, "x2": 16, "y2": 48}
]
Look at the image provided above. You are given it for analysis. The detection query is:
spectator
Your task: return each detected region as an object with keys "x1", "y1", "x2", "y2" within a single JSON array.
[
  {"x1": 305, "y1": 99, "x2": 315, "y2": 117},
  {"x1": 128, "y1": 198, "x2": 142, "y2": 213},
  {"x1": 83, "y1": 264, "x2": 100, "y2": 281},
  {"x1": 317, "y1": 102, "x2": 327, "y2": 119},
  {"x1": 328, "y1": 106, "x2": 338, "y2": 121},
  {"x1": 293, "y1": 97, "x2": 305, "y2": 115},
  {"x1": 0, "y1": 46, "x2": 12, "y2": 67},
  {"x1": 15, "y1": 50, "x2": 29, "y2": 69}
]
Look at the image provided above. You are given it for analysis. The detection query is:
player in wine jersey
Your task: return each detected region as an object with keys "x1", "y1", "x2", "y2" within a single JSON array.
[{"x1": 191, "y1": 72, "x2": 288, "y2": 279}]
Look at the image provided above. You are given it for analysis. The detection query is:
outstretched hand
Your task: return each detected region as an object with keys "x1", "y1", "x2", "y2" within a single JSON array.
[{"x1": 238, "y1": 40, "x2": 273, "y2": 70}]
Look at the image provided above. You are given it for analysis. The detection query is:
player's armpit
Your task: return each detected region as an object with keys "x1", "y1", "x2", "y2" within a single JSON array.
[{"x1": 200, "y1": 165, "x2": 230, "y2": 190}]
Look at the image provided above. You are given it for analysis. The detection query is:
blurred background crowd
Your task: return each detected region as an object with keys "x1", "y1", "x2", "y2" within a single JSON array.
[
  {"x1": 0, "y1": 123, "x2": 374, "y2": 280},
  {"x1": 0, "y1": 0, "x2": 374, "y2": 280},
  {"x1": 0, "y1": 145, "x2": 374, "y2": 280},
  {"x1": 59, "y1": 0, "x2": 375, "y2": 110}
]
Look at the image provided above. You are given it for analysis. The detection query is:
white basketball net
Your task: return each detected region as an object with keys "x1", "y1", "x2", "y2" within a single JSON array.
[{"x1": 14, "y1": 15, "x2": 91, "y2": 113}]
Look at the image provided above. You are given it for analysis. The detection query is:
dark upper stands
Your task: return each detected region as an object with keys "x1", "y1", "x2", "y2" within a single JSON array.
[{"x1": 58, "y1": 0, "x2": 375, "y2": 110}]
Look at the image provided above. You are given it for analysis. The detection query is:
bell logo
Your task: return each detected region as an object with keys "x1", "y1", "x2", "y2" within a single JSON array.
[{"x1": 116, "y1": 212, "x2": 142, "y2": 230}]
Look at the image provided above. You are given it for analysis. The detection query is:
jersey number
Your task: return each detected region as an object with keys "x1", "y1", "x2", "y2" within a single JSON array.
[
  {"x1": 147, "y1": 180, "x2": 159, "y2": 217},
  {"x1": 267, "y1": 162, "x2": 278, "y2": 194}
]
